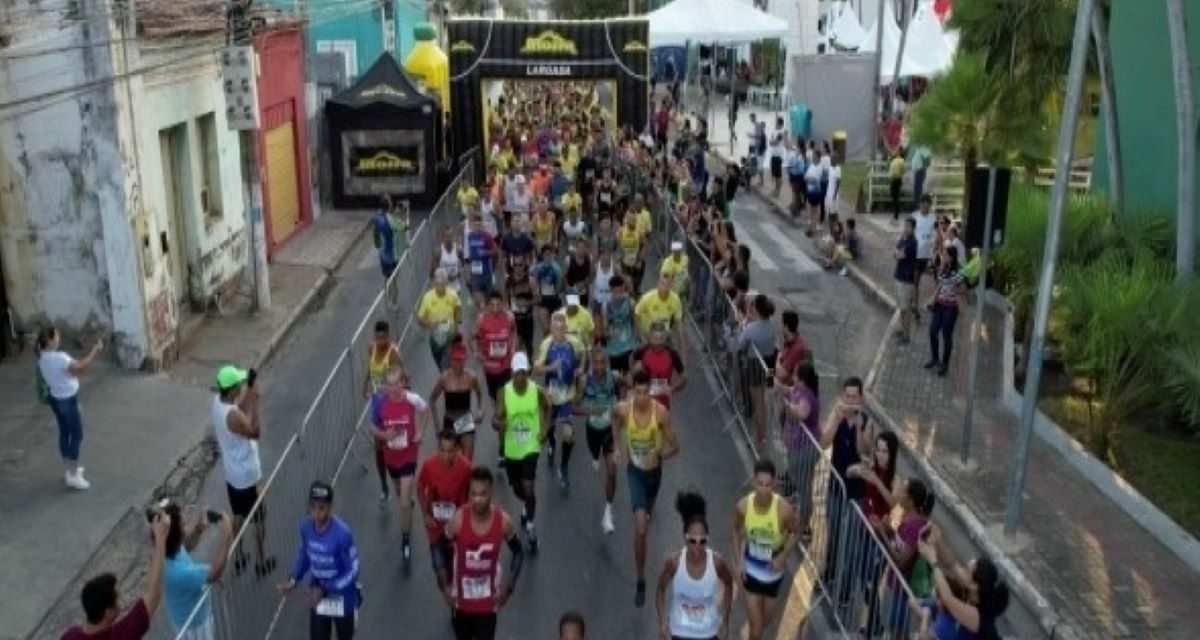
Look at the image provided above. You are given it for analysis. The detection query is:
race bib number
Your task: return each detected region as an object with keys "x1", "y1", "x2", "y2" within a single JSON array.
[
  {"x1": 650, "y1": 378, "x2": 670, "y2": 397},
  {"x1": 461, "y1": 576, "x2": 492, "y2": 600},
  {"x1": 434, "y1": 322, "x2": 452, "y2": 345},
  {"x1": 387, "y1": 430, "x2": 409, "y2": 450},
  {"x1": 540, "y1": 282, "x2": 557, "y2": 297},
  {"x1": 315, "y1": 596, "x2": 345, "y2": 618},
  {"x1": 748, "y1": 539, "x2": 774, "y2": 563},
  {"x1": 630, "y1": 441, "x2": 654, "y2": 467},
  {"x1": 588, "y1": 407, "x2": 612, "y2": 427},
  {"x1": 446, "y1": 264, "x2": 460, "y2": 280},
  {"x1": 511, "y1": 299, "x2": 528, "y2": 314},
  {"x1": 513, "y1": 426, "x2": 534, "y2": 443},
  {"x1": 548, "y1": 381, "x2": 571, "y2": 405},
  {"x1": 623, "y1": 248, "x2": 639, "y2": 266},
  {"x1": 453, "y1": 414, "x2": 475, "y2": 435},
  {"x1": 471, "y1": 261, "x2": 485, "y2": 275},
  {"x1": 680, "y1": 600, "x2": 709, "y2": 625},
  {"x1": 489, "y1": 340, "x2": 508, "y2": 357},
  {"x1": 432, "y1": 501, "x2": 456, "y2": 521}
]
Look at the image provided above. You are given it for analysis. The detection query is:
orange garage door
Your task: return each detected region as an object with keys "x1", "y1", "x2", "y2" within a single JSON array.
[{"x1": 265, "y1": 121, "x2": 301, "y2": 249}]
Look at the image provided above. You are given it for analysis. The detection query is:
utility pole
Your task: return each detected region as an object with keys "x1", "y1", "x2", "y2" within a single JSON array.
[
  {"x1": 225, "y1": 0, "x2": 271, "y2": 310},
  {"x1": 628, "y1": 0, "x2": 636, "y2": 15},
  {"x1": 1004, "y1": 0, "x2": 1094, "y2": 536},
  {"x1": 961, "y1": 166, "x2": 998, "y2": 465}
]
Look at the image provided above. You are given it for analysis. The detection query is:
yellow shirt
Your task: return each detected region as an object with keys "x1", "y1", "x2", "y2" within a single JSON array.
[
  {"x1": 636, "y1": 208, "x2": 653, "y2": 236},
  {"x1": 889, "y1": 156, "x2": 905, "y2": 178},
  {"x1": 457, "y1": 186, "x2": 479, "y2": 212},
  {"x1": 635, "y1": 290, "x2": 683, "y2": 334},
  {"x1": 562, "y1": 192, "x2": 583, "y2": 215},
  {"x1": 618, "y1": 226, "x2": 644, "y2": 267},
  {"x1": 660, "y1": 254, "x2": 690, "y2": 293},
  {"x1": 498, "y1": 150, "x2": 516, "y2": 172},
  {"x1": 563, "y1": 307, "x2": 595, "y2": 346},
  {"x1": 418, "y1": 288, "x2": 460, "y2": 327},
  {"x1": 562, "y1": 145, "x2": 579, "y2": 176}
]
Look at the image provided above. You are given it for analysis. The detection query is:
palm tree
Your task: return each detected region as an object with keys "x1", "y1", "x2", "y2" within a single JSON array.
[{"x1": 1166, "y1": 0, "x2": 1196, "y2": 283}]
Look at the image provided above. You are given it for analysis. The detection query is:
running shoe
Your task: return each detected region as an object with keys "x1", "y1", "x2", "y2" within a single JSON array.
[{"x1": 602, "y1": 507, "x2": 615, "y2": 534}]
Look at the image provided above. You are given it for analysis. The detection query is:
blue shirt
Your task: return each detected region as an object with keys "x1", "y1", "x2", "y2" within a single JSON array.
[
  {"x1": 164, "y1": 549, "x2": 210, "y2": 630},
  {"x1": 549, "y1": 174, "x2": 570, "y2": 201},
  {"x1": 581, "y1": 371, "x2": 618, "y2": 429},
  {"x1": 535, "y1": 261, "x2": 562, "y2": 297},
  {"x1": 373, "y1": 212, "x2": 407, "y2": 265},
  {"x1": 466, "y1": 230, "x2": 495, "y2": 280},
  {"x1": 291, "y1": 516, "x2": 361, "y2": 610},
  {"x1": 894, "y1": 235, "x2": 918, "y2": 283}
]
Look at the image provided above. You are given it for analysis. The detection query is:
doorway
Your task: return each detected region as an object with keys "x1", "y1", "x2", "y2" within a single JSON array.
[{"x1": 158, "y1": 124, "x2": 191, "y2": 306}]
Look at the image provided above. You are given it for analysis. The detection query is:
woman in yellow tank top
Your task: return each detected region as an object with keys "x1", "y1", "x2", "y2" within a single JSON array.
[
  {"x1": 732, "y1": 459, "x2": 800, "y2": 640},
  {"x1": 613, "y1": 369, "x2": 681, "y2": 607},
  {"x1": 532, "y1": 204, "x2": 557, "y2": 250}
]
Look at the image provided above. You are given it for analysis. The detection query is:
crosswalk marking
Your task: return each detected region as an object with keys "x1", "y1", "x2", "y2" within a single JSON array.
[
  {"x1": 734, "y1": 220, "x2": 781, "y2": 272},
  {"x1": 756, "y1": 220, "x2": 822, "y2": 275}
]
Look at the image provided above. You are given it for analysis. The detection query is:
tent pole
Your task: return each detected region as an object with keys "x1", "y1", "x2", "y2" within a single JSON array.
[{"x1": 869, "y1": 0, "x2": 885, "y2": 160}]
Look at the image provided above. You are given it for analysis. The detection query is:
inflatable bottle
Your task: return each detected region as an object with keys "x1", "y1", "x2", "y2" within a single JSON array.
[{"x1": 404, "y1": 22, "x2": 450, "y2": 114}]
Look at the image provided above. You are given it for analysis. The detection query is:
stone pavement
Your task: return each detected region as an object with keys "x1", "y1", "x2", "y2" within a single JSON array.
[
  {"x1": 702, "y1": 99, "x2": 1200, "y2": 637},
  {"x1": 1, "y1": 210, "x2": 369, "y2": 640}
]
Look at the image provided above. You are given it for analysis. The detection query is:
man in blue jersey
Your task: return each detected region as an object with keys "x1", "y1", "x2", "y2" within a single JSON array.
[
  {"x1": 465, "y1": 213, "x2": 498, "y2": 309},
  {"x1": 373, "y1": 196, "x2": 410, "y2": 279},
  {"x1": 278, "y1": 481, "x2": 360, "y2": 640}
]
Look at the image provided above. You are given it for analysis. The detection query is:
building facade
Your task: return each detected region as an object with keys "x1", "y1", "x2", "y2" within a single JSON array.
[
  {"x1": 1092, "y1": 0, "x2": 1200, "y2": 228},
  {"x1": 310, "y1": 0, "x2": 427, "y2": 89}
]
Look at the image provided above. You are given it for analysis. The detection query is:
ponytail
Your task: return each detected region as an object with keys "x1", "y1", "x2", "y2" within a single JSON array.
[{"x1": 675, "y1": 491, "x2": 708, "y2": 533}]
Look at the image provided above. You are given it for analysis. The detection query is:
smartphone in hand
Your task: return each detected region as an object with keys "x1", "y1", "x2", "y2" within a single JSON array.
[{"x1": 206, "y1": 510, "x2": 223, "y2": 525}]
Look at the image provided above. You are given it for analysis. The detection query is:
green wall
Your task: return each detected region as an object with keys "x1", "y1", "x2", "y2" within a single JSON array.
[
  {"x1": 1093, "y1": 0, "x2": 1200, "y2": 225},
  {"x1": 308, "y1": 0, "x2": 426, "y2": 77}
]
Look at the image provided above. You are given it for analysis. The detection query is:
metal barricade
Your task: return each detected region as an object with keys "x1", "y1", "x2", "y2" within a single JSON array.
[{"x1": 170, "y1": 158, "x2": 476, "y2": 640}]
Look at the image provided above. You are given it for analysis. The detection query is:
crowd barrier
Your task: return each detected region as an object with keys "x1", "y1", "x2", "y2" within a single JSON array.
[
  {"x1": 170, "y1": 157, "x2": 475, "y2": 640},
  {"x1": 658, "y1": 188, "x2": 924, "y2": 638}
]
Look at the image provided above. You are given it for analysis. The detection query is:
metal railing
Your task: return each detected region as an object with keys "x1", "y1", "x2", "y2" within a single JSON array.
[
  {"x1": 169, "y1": 155, "x2": 475, "y2": 640},
  {"x1": 659, "y1": 187, "x2": 928, "y2": 638}
]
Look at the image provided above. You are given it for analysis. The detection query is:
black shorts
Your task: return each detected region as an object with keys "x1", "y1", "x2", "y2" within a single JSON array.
[
  {"x1": 609, "y1": 350, "x2": 633, "y2": 374},
  {"x1": 770, "y1": 157, "x2": 783, "y2": 178},
  {"x1": 387, "y1": 462, "x2": 417, "y2": 480},
  {"x1": 743, "y1": 572, "x2": 784, "y2": 598},
  {"x1": 504, "y1": 453, "x2": 539, "y2": 489},
  {"x1": 226, "y1": 483, "x2": 262, "y2": 521},
  {"x1": 915, "y1": 258, "x2": 930, "y2": 274},
  {"x1": 485, "y1": 371, "x2": 511, "y2": 401},
  {"x1": 585, "y1": 426, "x2": 615, "y2": 460},
  {"x1": 453, "y1": 610, "x2": 497, "y2": 640},
  {"x1": 540, "y1": 296, "x2": 562, "y2": 313}
]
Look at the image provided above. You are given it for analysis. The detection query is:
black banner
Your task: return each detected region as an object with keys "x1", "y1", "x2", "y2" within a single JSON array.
[
  {"x1": 349, "y1": 145, "x2": 422, "y2": 178},
  {"x1": 448, "y1": 18, "x2": 650, "y2": 178}
]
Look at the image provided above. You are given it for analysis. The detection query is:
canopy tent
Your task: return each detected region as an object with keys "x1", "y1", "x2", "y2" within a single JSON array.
[
  {"x1": 857, "y1": 0, "x2": 953, "y2": 81},
  {"x1": 647, "y1": 0, "x2": 788, "y2": 46},
  {"x1": 325, "y1": 53, "x2": 441, "y2": 208},
  {"x1": 828, "y1": 1, "x2": 867, "y2": 51}
]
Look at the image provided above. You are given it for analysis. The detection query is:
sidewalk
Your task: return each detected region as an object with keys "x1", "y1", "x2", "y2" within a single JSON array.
[
  {"x1": 703, "y1": 101, "x2": 1200, "y2": 637},
  {"x1": 2, "y1": 210, "x2": 368, "y2": 640}
]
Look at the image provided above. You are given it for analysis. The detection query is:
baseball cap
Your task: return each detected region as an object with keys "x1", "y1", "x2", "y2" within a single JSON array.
[
  {"x1": 216, "y1": 365, "x2": 248, "y2": 391},
  {"x1": 671, "y1": 241, "x2": 683, "y2": 251},
  {"x1": 450, "y1": 342, "x2": 469, "y2": 362},
  {"x1": 511, "y1": 351, "x2": 531, "y2": 373},
  {"x1": 565, "y1": 293, "x2": 581, "y2": 307},
  {"x1": 309, "y1": 481, "x2": 333, "y2": 504},
  {"x1": 515, "y1": 174, "x2": 527, "y2": 185}
]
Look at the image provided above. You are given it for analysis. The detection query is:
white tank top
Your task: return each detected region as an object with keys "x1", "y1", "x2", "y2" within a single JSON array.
[
  {"x1": 211, "y1": 396, "x2": 261, "y2": 490},
  {"x1": 440, "y1": 245, "x2": 461, "y2": 284},
  {"x1": 593, "y1": 261, "x2": 615, "y2": 305},
  {"x1": 669, "y1": 548, "x2": 722, "y2": 639},
  {"x1": 563, "y1": 218, "x2": 587, "y2": 242}
]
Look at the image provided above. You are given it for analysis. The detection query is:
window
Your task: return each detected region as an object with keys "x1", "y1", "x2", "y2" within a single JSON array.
[
  {"x1": 197, "y1": 113, "x2": 223, "y2": 219},
  {"x1": 317, "y1": 40, "x2": 358, "y2": 81}
]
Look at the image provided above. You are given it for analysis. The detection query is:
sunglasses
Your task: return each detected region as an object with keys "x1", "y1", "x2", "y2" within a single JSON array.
[{"x1": 686, "y1": 536, "x2": 708, "y2": 546}]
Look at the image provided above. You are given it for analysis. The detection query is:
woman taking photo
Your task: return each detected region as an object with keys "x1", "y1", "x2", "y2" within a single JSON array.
[
  {"x1": 37, "y1": 326, "x2": 102, "y2": 490},
  {"x1": 915, "y1": 526, "x2": 1009, "y2": 640},
  {"x1": 655, "y1": 491, "x2": 733, "y2": 640},
  {"x1": 925, "y1": 246, "x2": 967, "y2": 377}
]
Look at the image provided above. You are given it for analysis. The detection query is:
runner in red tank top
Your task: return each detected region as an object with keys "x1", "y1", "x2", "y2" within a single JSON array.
[
  {"x1": 442, "y1": 467, "x2": 523, "y2": 640},
  {"x1": 418, "y1": 429, "x2": 473, "y2": 590},
  {"x1": 631, "y1": 323, "x2": 686, "y2": 409},
  {"x1": 370, "y1": 368, "x2": 430, "y2": 569},
  {"x1": 474, "y1": 291, "x2": 517, "y2": 402}
]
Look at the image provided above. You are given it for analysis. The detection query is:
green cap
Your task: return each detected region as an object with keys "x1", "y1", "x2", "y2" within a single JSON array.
[
  {"x1": 216, "y1": 365, "x2": 248, "y2": 391},
  {"x1": 413, "y1": 22, "x2": 437, "y2": 42}
]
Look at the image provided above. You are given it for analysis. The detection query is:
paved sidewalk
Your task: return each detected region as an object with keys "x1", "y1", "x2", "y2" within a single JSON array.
[
  {"x1": 705, "y1": 103, "x2": 1200, "y2": 636},
  {"x1": 1, "y1": 211, "x2": 368, "y2": 640}
]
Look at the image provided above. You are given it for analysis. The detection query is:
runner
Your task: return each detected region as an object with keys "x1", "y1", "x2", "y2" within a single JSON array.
[
  {"x1": 594, "y1": 215, "x2": 618, "y2": 259},
  {"x1": 499, "y1": 218, "x2": 536, "y2": 280},
  {"x1": 493, "y1": 352, "x2": 551, "y2": 553},
  {"x1": 732, "y1": 460, "x2": 800, "y2": 640},
  {"x1": 561, "y1": 208, "x2": 589, "y2": 254},
  {"x1": 564, "y1": 236, "x2": 594, "y2": 310},
  {"x1": 534, "y1": 244, "x2": 565, "y2": 336},
  {"x1": 574, "y1": 347, "x2": 622, "y2": 534},
  {"x1": 655, "y1": 491, "x2": 734, "y2": 640},
  {"x1": 659, "y1": 241, "x2": 690, "y2": 303},
  {"x1": 372, "y1": 195, "x2": 409, "y2": 282},
  {"x1": 362, "y1": 320, "x2": 403, "y2": 508},
  {"x1": 441, "y1": 467, "x2": 524, "y2": 640},
  {"x1": 531, "y1": 199, "x2": 558, "y2": 253},
  {"x1": 591, "y1": 248, "x2": 617, "y2": 317},
  {"x1": 534, "y1": 313, "x2": 585, "y2": 492},
  {"x1": 617, "y1": 210, "x2": 646, "y2": 294},
  {"x1": 562, "y1": 293, "x2": 596, "y2": 350},
  {"x1": 504, "y1": 256, "x2": 537, "y2": 353},
  {"x1": 613, "y1": 368, "x2": 681, "y2": 607},
  {"x1": 429, "y1": 341, "x2": 486, "y2": 462},
  {"x1": 417, "y1": 429, "x2": 472, "y2": 594},
  {"x1": 635, "y1": 274, "x2": 686, "y2": 352},
  {"x1": 418, "y1": 268, "x2": 462, "y2": 371},
  {"x1": 369, "y1": 367, "x2": 431, "y2": 569},
  {"x1": 464, "y1": 214, "x2": 499, "y2": 310},
  {"x1": 277, "y1": 482, "x2": 360, "y2": 640},
  {"x1": 600, "y1": 275, "x2": 638, "y2": 377},
  {"x1": 631, "y1": 322, "x2": 686, "y2": 411},
  {"x1": 432, "y1": 227, "x2": 463, "y2": 294}
]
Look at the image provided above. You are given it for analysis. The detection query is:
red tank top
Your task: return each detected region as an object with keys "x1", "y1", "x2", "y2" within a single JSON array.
[
  {"x1": 378, "y1": 394, "x2": 418, "y2": 468},
  {"x1": 478, "y1": 312, "x2": 514, "y2": 375},
  {"x1": 453, "y1": 507, "x2": 505, "y2": 614},
  {"x1": 640, "y1": 347, "x2": 675, "y2": 408}
]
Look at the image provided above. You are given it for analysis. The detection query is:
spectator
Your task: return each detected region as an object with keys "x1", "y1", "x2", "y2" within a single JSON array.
[
  {"x1": 36, "y1": 326, "x2": 102, "y2": 490},
  {"x1": 824, "y1": 218, "x2": 861, "y2": 276},
  {"x1": 211, "y1": 364, "x2": 273, "y2": 577},
  {"x1": 875, "y1": 478, "x2": 936, "y2": 634},
  {"x1": 61, "y1": 512, "x2": 168, "y2": 639},
  {"x1": 774, "y1": 310, "x2": 809, "y2": 387},
  {"x1": 819, "y1": 141, "x2": 835, "y2": 224},
  {"x1": 786, "y1": 138, "x2": 809, "y2": 219},
  {"x1": 819, "y1": 376, "x2": 876, "y2": 600},
  {"x1": 925, "y1": 246, "x2": 967, "y2": 377},
  {"x1": 893, "y1": 218, "x2": 919, "y2": 343},
  {"x1": 748, "y1": 114, "x2": 766, "y2": 186},
  {"x1": 825, "y1": 149, "x2": 842, "y2": 223},
  {"x1": 161, "y1": 503, "x2": 235, "y2": 640},
  {"x1": 910, "y1": 145, "x2": 932, "y2": 205},
  {"x1": 803, "y1": 149, "x2": 824, "y2": 237},
  {"x1": 912, "y1": 195, "x2": 937, "y2": 315},
  {"x1": 768, "y1": 116, "x2": 787, "y2": 197},
  {"x1": 778, "y1": 361, "x2": 821, "y2": 542},
  {"x1": 916, "y1": 527, "x2": 1009, "y2": 640},
  {"x1": 848, "y1": 431, "x2": 900, "y2": 627},
  {"x1": 889, "y1": 149, "x2": 906, "y2": 221},
  {"x1": 736, "y1": 294, "x2": 777, "y2": 447}
]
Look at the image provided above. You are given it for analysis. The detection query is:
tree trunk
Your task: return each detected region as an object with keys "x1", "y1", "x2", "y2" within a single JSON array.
[
  {"x1": 891, "y1": 0, "x2": 912, "y2": 100},
  {"x1": 1091, "y1": 7, "x2": 1124, "y2": 216},
  {"x1": 1167, "y1": 0, "x2": 1196, "y2": 283}
]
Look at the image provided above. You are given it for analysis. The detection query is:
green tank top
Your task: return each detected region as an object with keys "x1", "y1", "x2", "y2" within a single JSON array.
[{"x1": 503, "y1": 381, "x2": 541, "y2": 460}]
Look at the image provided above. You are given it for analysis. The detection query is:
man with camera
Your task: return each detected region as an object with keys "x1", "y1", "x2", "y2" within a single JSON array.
[
  {"x1": 61, "y1": 511, "x2": 169, "y2": 639},
  {"x1": 157, "y1": 502, "x2": 235, "y2": 639},
  {"x1": 212, "y1": 364, "x2": 274, "y2": 577}
]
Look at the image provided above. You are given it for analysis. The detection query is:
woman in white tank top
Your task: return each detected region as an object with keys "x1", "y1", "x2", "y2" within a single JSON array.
[
  {"x1": 656, "y1": 492, "x2": 733, "y2": 640},
  {"x1": 433, "y1": 228, "x2": 462, "y2": 291},
  {"x1": 592, "y1": 250, "x2": 617, "y2": 311}
]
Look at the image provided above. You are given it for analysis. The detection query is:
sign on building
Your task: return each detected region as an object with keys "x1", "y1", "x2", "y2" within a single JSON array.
[{"x1": 221, "y1": 45, "x2": 261, "y2": 130}]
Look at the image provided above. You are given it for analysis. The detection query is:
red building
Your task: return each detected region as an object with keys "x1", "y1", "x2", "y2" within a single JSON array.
[{"x1": 255, "y1": 26, "x2": 314, "y2": 254}]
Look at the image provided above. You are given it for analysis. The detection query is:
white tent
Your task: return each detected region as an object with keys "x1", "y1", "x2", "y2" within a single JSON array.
[
  {"x1": 828, "y1": 1, "x2": 867, "y2": 51},
  {"x1": 902, "y1": 1, "x2": 954, "y2": 76},
  {"x1": 647, "y1": 0, "x2": 789, "y2": 46}
]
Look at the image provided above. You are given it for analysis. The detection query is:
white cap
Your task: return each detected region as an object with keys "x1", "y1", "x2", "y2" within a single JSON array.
[
  {"x1": 515, "y1": 174, "x2": 526, "y2": 185},
  {"x1": 565, "y1": 293, "x2": 581, "y2": 307},
  {"x1": 511, "y1": 351, "x2": 531, "y2": 372},
  {"x1": 671, "y1": 241, "x2": 683, "y2": 251}
]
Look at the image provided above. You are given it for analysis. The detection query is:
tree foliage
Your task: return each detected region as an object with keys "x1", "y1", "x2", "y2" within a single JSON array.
[{"x1": 550, "y1": 0, "x2": 630, "y2": 19}]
